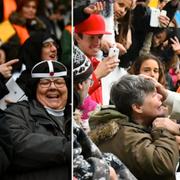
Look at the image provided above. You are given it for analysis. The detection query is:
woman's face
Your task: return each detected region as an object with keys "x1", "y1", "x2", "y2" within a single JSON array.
[
  {"x1": 152, "y1": 31, "x2": 167, "y2": 48},
  {"x1": 21, "y1": 1, "x2": 37, "y2": 19},
  {"x1": 114, "y1": 0, "x2": 132, "y2": 20},
  {"x1": 36, "y1": 77, "x2": 68, "y2": 110},
  {"x1": 158, "y1": 0, "x2": 169, "y2": 10},
  {"x1": 139, "y1": 59, "x2": 160, "y2": 81}
]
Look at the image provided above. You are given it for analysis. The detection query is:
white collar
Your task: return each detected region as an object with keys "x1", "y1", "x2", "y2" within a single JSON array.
[{"x1": 45, "y1": 107, "x2": 65, "y2": 117}]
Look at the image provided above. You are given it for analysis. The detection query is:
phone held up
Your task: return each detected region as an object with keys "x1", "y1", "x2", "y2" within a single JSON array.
[
  {"x1": 108, "y1": 45, "x2": 120, "y2": 60},
  {"x1": 150, "y1": 8, "x2": 167, "y2": 27}
]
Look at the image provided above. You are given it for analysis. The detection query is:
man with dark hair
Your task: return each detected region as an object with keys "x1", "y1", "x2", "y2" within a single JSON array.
[{"x1": 74, "y1": 14, "x2": 119, "y2": 104}]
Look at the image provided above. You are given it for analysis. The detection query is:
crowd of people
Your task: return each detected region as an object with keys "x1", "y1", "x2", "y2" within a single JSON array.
[
  {"x1": 73, "y1": 0, "x2": 180, "y2": 179},
  {"x1": 0, "y1": 0, "x2": 71, "y2": 179},
  {"x1": 1, "y1": 0, "x2": 180, "y2": 179}
]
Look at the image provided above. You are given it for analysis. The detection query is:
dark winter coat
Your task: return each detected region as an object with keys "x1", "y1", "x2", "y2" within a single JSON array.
[
  {"x1": 0, "y1": 74, "x2": 9, "y2": 99},
  {"x1": 0, "y1": 109, "x2": 13, "y2": 176},
  {"x1": 2, "y1": 100, "x2": 71, "y2": 180}
]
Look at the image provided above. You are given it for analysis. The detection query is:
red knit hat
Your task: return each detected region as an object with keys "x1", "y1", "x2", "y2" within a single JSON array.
[{"x1": 75, "y1": 14, "x2": 111, "y2": 35}]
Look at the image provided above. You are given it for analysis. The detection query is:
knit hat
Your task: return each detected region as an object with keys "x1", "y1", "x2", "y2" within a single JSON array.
[
  {"x1": 31, "y1": 60, "x2": 67, "y2": 78},
  {"x1": 73, "y1": 46, "x2": 93, "y2": 83},
  {"x1": 74, "y1": 14, "x2": 111, "y2": 35}
]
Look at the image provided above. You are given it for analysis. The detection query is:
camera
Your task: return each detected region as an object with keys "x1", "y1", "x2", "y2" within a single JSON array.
[
  {"x1": 150, "y1": 8, "x2": 167, "y2": 27},
  {"x1": 108, "y1": 46, "x2": 119, "y2": 60}
]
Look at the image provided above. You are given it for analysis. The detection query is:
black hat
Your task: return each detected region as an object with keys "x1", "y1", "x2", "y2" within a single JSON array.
[
  {"x1": 31, "y1": 60, "x2": 67, "y2": 78},
  {"x1": 19, "y1": 32, "x2": 58, "y2": 70},
  {"x1": 73, "y1": 45, "x2": 93, "y2": 83}
]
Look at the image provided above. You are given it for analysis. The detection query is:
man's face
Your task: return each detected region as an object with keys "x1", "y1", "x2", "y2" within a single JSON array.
[
  {"x1": 36, "y1": 77, "x2": 68, "y2": 109},
  {"x1": 76, "y1": 34, "x2": 103, "y2": 58},
  {"x1": 41, "y1": 41, "x2": 58, "y2": 60},
  {"x1": 138, "y1": 90, "x2": 166, "y2": 123}
]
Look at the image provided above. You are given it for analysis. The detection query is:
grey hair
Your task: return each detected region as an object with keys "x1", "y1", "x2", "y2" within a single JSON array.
[{"x1": 110, "y1": 75, "x2": 155, "y2": 116}]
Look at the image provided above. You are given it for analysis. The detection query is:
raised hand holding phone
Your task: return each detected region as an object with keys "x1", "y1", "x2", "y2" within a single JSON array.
[{"x1": 108, "y1": 45, "x2": 120, "y2": 61}]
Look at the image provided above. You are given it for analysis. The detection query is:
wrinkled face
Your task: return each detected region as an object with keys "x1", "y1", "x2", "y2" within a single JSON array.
[
  {"x1": 21, "y1": 1, "x2": 37, "y2": 19},
  {"x1": 76, "y1": 34, "x2": 103, "y2": 58},
  {"x1": 152, "y1": 31, "x2": 167, "y2": 48},
  {"x1": 139, "y1": 90, "x2": 166, "y2": 124},
  {"x1": 114, "y1": 0, "x2": 132, "y2": 19},
  {"x1": 41, "y1": 41, "x2": 58, "y2": 60},
  {"x1": 139, "y1": 59, "x2": 160, "y2": 81},
  {"x1": 36, "y1": 77, "x2": 68, "y2": 109}
]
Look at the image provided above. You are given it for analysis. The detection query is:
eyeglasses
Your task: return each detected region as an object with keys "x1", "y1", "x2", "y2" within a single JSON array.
[{"x1": 39, "y1": 78, "x2": 66, "y2": 88}]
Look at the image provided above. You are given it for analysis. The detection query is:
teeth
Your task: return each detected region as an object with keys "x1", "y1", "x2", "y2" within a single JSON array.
[{"x1": 47, "y1": 95, "x2": 58, "y2": 98}]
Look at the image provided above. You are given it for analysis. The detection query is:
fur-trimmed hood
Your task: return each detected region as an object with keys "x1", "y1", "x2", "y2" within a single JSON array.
[
  {"x1": 9, "y1": 12, "x2": 46, "y2": 30},
  {"x1": 88, "y1": 105, "x2": 129, "y2": 145}
]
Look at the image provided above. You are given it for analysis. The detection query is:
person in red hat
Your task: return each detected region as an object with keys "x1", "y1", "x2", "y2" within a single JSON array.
[{"x1": 74, "y1": 14, "x2": 120, "y2": 105}]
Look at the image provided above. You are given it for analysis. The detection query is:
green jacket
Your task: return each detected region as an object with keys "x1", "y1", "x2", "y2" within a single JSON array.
[{"x1": 89, "y1": 106, "x2": 179, "y2": 180}]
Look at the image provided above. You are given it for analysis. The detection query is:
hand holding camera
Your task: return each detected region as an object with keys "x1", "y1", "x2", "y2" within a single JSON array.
[
  {"x1": 95, "y1": 46, "x2": 120, "y2": 79},
  {"x1": 150, "y1": 8, "x2": 167, "y2": 27},
  {"x1": 108, "y1": 45, "x2": 120, "y2": 62}
]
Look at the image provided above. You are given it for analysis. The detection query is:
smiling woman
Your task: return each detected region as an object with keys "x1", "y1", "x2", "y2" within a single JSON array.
[{"x1": 1, "y1": 60, "x2": 71, "y2": 180}]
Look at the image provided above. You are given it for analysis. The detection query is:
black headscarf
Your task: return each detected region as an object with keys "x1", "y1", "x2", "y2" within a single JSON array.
[{"x1": 19, "y1": 32, "x2": 59, "y2": 70}]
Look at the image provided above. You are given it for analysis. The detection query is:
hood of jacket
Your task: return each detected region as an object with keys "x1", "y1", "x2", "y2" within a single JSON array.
[
  {"x1": 10, "y1": 12, "x2": 46, "y2": 29},
  {"x1": 88, "y1": 105, "x2": 129, "y2": 145}
]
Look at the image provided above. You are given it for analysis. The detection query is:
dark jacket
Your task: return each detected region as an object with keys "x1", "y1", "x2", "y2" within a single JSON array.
[
  {"x1": 0, "y1": 74, "x2": 9, "y2": 99},
  {"x1": 2, "y1": 100, "x2": 71, "y2": 180},
  {"x1": 0, "y1": 11, "x2": 47, "y2": 72},
  {"x1": 73, "y1": 112, "x2": 137, "y2": 180},
  {"x1": 89, "y1": 106, "x2": 179, "y2": 180},
  {"x1": 0, "y1": 109, "x2": 13, "y2": 176}
]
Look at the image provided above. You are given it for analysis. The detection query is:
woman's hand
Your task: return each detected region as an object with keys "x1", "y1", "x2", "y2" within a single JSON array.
[
  {"x1": 170, "y1": 36, "x2": 180, "y2": 55},
  {"x1": 84, "y1": 1, "x2": 105, "y2": 15},
  {"x1": 159, "y1": 14, "x2": 170, "y2": 27}
]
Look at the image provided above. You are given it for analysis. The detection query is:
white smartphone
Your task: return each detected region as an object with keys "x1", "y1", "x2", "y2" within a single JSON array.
[
  {"x1": 159, "y1": 10, "x2": 167, "y2": 27},
  {"x1": 108, "y1": 46, "x2": 119, "y2": 60},
  {"x1": 0, "y1": 77, "x2": 27, "y2": 110},
  {"x1": 150, "y1": 8, "x2": 160, "y2": 27},
  {"x1": 160, "y1": 10, "x2": 167, "y2": 16}
]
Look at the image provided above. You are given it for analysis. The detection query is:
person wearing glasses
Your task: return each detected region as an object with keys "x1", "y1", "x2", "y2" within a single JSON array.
[{"x1": 1, "y1": 60, "x2": 71, "y2": 180}]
